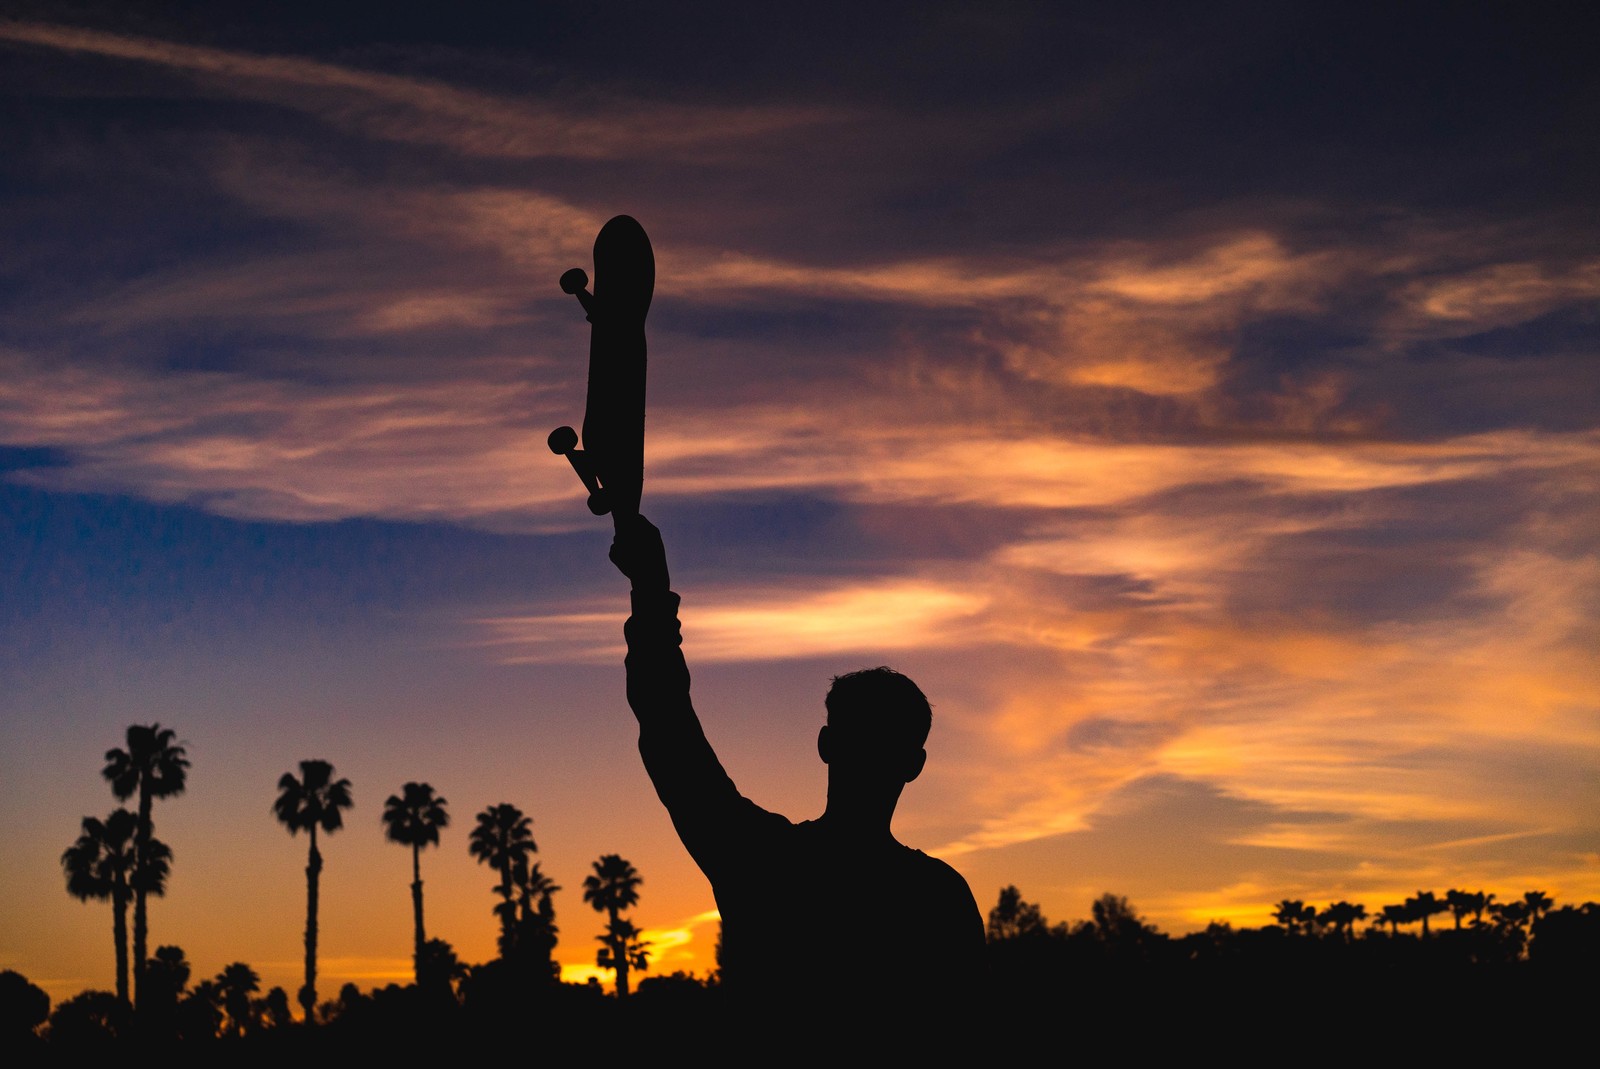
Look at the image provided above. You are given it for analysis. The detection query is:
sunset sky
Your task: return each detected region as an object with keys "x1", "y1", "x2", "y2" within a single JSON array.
[{"x1": 3, "y1": 2, "x2": 1597, "y2": 1007}]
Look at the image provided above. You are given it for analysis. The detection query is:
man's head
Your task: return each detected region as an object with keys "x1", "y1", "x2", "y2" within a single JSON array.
[{"x1": 818, "y1": 666, "x2": 931, "y2": 785}]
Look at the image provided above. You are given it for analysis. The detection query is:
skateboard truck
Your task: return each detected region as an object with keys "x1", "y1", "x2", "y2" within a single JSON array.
[
  {"x1": 547, "y1": 423, "x2": 609, "y2": 515},
  {"x1": 549, "y1": 267, "x2": 606, "y2": 513}
]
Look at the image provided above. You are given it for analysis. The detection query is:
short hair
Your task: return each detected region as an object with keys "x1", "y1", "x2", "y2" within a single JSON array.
[{"x1": 824, "y1": 666, "x2": 932, "y2": 751}]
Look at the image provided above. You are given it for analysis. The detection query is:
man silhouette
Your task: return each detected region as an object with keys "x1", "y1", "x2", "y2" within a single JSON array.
[{"x1": 609, "y1": 513, "x2": 984, "y2": 1027}]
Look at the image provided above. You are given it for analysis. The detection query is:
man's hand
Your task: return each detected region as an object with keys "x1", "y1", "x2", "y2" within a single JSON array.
[{"x1": 610, "y1": 513, "x2": 671, "y2": 592}]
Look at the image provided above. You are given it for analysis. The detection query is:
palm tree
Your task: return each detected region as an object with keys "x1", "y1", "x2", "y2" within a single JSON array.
[
  {"x1": 1377, "y1": 902, "x2": 1408, "y2": 936},
  {"x1": 1490, "y1": 899, "x2": 1529, "y2": 929},
  {"x1": 583, "y1": 854, "x2": 643, "y2": 998},
  {"x1": 1488, "y1": 899, "x2": 1532, "y2": 959},
  {"x1": 272, "y1": 759, "x2": 353, "y2": 1022},
  {"x1": 102, "y1": 723, "x2": 189, "y2": 1007},
  {"x1": 417, "y1": 938, "x2": 469, "y2": 1003},
  {"x1": 509, "y1": 856, "x2": 562, "y2": 976},
  {"x1": 146, "y1": 945, "x2": 191, "y2": 998},
  {"x1": 215, "y1": 962, "x2": 260, "y2": 1038},
  {"x1": 1522, "y1": 890, "x2": 1553, "y2": 925},
  {"x1": 514, "y1": 858, "x2": 560, "y2": 921},
  {"x1": 182, "y1": 979, "x2": 223, "y2": 1039},
  {"x1": 259, "y1": 986, "x2": 293, "y2": 1029},
  {"x1": 381, "y1": 782, "x2": 450, "y2": 982},
  {"x1": 1319, "y1": 901, "x2": 1367, "y2": 942},
  {"x1": 1272, "y1": 899, "x2": 1315, "y2": 936},
  {"x1": 1405, "y1": 890, "x2": 1448, "y2": 937},
  {"x1": 1445, "y1": 889, "x2": 1475, "y2": 930},
  {"x1": 61, "y1": 811, "x2": 138, "y2": 1005},
  {"x1": 62, "y1": 811, "x2": 172, "y2": 1008},
  {"x1": 596, "y1": 917, "x2": 652, "y2": 991},
  {"x1": 467, "y1": 804, "x2": 537, "y2": 957},
  {"x1": 142, "y1": 944, "x2": 190, "y2": 1032}
]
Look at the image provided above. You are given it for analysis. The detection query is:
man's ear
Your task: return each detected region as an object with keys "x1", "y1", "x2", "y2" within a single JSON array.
[
  {"x1": 903, "y1": 747, "x2": 927, "y2": 784},
  {"x1": 817, "y1": 724, "x2": 832, "y2": 765}
]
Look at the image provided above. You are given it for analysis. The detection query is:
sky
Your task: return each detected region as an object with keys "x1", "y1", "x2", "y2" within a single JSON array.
[{"x1": 3, "y1": 1, "x2": 1598, "y2": 1007}]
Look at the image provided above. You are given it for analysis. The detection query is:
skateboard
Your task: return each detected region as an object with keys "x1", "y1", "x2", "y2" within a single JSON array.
[{"x1": 547, "y1": 214, "x2": 655, "y2": 523}]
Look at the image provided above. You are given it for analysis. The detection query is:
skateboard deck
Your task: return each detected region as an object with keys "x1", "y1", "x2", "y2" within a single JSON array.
[{"x1": 548, "y1": 215, "x2": 655, "y2": 523}]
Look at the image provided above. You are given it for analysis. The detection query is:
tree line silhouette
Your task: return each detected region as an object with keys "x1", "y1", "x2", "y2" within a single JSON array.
[
  {"x1": 986, "y1": 885, "x2": 1587, "y2": 966},
  {"x1": 16, "y1": 721, "x2": 1597, "y2": 1053},
  {"x1": 34, "y1": 723, "x2": 654, "y2": 1049}
]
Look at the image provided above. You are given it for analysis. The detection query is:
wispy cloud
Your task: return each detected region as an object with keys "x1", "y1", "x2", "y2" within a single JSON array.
[
  {"x1": 1398, "y1": 258, "x2": 1600, "y2": 332},
  {"x1": 0, "y1": 350, "x2": 579, "y2": 523},
  {"x1": 0, "y1": 20, "x2": 840, "y2": 162},
  {"x1": 473, "y1": 578, "x2": 989, "y2": 664}
]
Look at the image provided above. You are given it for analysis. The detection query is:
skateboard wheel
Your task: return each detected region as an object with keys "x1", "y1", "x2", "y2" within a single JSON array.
[
  {"x1": 560, "y1": 268, "x2": 589, "y2": 295},
  {"x1": 587, "y1": 491, "x2": 611, "y2": 516},
  {"x1": 547, "y1": 426, "x2": 578, "y2": 454}
]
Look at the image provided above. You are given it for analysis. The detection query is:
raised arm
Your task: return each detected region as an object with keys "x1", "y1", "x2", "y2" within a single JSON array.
[
  {"x1": 609, "y1": 514, "x2": 756, "y2": 872},
  {"x1": 610, "y1": 513, "x2": 690, "y2": 722}
]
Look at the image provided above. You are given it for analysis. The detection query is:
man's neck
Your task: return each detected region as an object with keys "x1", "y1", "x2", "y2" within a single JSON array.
[{"x1": 818, "y1": 782, "x2": 904, "y2": 844}]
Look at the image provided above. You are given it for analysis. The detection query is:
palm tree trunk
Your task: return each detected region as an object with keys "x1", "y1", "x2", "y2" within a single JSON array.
[
  {"x1": 133, "y1": 785, "x2": 154, "y2": 1009},
  {"x1": 498, "y1": 861, "x2": 513, "y2": 957},
  {"x1": 411, "y1": 843, "x2": 425, "y2": 982},
  {"x1": 609, "y1": 905, "x2": 629, "y2": 998},
  {"x1": 302, "y1": 827, "x2": 321, "y2": 1022},
  {"x1": 113, "y1": 884, "x2": 130, "y2": 1007}
]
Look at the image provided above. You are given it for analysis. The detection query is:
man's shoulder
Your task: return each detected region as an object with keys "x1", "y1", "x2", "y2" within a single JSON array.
[
  {"x1": 905, "y1": 846, "x2": 980, "y2": 901},
  {"x1": 898, "y1": 841, "x2": 968, "y2": 876}
]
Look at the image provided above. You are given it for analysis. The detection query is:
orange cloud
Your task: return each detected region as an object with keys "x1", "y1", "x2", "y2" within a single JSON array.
[
  {"x1": 1402, "y1": 259, "x2": 1600, "y2": 329},
  {"x1": 473, "y1": 578, "x2": 989, "y2": 665}
]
